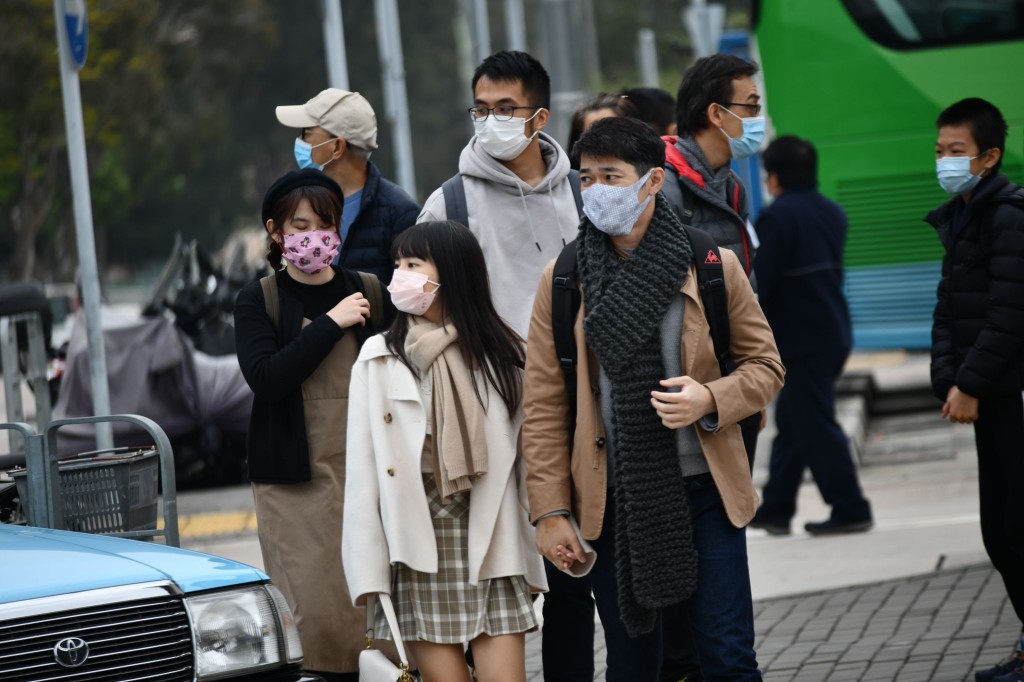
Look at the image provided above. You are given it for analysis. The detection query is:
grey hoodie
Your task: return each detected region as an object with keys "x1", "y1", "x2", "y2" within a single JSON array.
[{"x1": 418, "y1": 132, "x2": 580, "y2": 338}]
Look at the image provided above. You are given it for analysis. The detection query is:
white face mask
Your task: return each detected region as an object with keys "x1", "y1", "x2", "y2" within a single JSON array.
[
  {"x1": 582, "y1": 170, "x2": 655, "y2": 236},
  {"x1": 472, "y1": 109, "x2": 543, "y2": 161}
]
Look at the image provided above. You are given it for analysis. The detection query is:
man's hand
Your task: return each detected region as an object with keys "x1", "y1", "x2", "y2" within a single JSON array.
[
  {"x1": 535, "y1": 515, "x2": 586, "y2": 572},
  {"x1": 942, "y1": 386, "x2": 979, "y2": 424},
  {"x1": 650, "y1": 376, "x2": 716, "y2": 429}
]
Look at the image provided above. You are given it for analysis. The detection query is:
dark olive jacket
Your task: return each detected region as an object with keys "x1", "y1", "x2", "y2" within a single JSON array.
[{"x1": 925, "y1": 173, "x2": 1024, "y2": 400}]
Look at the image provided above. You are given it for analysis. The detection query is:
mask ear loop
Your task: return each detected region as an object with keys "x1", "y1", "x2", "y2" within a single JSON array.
[{"x1": 272, "y1": 229, "x2": 288, "y2": 271}]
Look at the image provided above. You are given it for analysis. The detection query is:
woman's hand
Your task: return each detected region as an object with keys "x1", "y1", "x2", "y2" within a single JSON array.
[
  {"x1": 535, "y1": 515, "x2": 586, "y2": 572},
  {"x1": 328, "y1": 292, "x2": 371, "y2": 329}
]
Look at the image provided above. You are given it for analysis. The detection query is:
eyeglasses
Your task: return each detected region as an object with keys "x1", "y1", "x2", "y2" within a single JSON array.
[
  {"x1": 468, "y1": 105, "x2": 542, "y2": 121},
  {"x1": 718, "y1": 102, "x2": 763, "y2": 116}
]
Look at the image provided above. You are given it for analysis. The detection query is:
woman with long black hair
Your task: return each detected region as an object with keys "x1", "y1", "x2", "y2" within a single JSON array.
[{"x1": 342, "y1": 221, "x2": 546, "y2": 682}]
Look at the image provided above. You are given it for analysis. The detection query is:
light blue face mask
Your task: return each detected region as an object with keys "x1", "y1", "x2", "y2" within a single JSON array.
[
  {"x1": 719, "y1": 106, "x2": 766, "y2": 160},
  {"x1": 293, "y1": 137, "x2": 338, "y2": 171},
  {"x1": 936, "y1": 154, "x2": 987, "y2": 195}
]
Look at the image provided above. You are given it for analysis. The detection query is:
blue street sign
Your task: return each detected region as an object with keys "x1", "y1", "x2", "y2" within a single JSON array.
[{"x1": 64, "y1": 0, "x2": 88, "y2": 70}]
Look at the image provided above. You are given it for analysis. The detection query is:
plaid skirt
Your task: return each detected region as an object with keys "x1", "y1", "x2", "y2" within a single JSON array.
[{"x1": 374, "y1": 475, "x2": 538, "y2": 644}]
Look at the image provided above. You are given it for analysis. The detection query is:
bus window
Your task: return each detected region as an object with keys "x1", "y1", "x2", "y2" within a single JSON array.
[{"x1": 840, "y1": 0, "x2": 1024, "y2": 50}]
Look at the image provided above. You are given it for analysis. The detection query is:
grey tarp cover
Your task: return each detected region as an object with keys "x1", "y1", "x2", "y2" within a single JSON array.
[{"x1": 52, "y1": 309, "x2": 252, "y2": 456}]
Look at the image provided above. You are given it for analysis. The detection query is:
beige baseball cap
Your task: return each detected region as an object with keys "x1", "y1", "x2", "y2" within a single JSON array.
[{"x1": 275, "y1": 89, "x2": 379, "y2": 150}]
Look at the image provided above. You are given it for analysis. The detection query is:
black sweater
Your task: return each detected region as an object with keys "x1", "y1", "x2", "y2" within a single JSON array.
[
  {"x1": 925, "y1": 173, "x2": 1024, "y2": 400},
  {"x1": 234, "y1": 267, "x2": 394, "y2": 483}
]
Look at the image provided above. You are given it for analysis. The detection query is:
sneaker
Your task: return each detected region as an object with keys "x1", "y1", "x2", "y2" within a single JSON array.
[
  {"x1": 749, "y1": 510, "x2": 791, "y2": 536},
  {"x1": 977, "y1": 633, "x2": 1024, "y2": 682},
  {"x1": 803, "y1": 518, "x2": 873, "y2": 535}
]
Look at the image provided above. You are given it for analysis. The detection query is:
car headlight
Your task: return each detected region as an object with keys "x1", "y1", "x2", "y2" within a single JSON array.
[{"x1": 185, "y1": 585, "x2": 303, "y2": 679}]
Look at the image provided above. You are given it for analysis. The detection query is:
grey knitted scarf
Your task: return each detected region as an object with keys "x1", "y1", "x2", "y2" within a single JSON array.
[{"x1": 578, "y1": 194, "x2": 699, "y2": 637}]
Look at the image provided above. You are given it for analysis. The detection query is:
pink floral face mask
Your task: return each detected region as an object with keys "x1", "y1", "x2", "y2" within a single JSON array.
[{"x1": 281, "y1": 230, "x2": 340, "y2": 274}]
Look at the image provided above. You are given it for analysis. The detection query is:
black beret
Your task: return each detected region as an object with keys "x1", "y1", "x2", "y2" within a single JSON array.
[{"x1": 261, "y1": 169, "x2": 345, "y2": 225}]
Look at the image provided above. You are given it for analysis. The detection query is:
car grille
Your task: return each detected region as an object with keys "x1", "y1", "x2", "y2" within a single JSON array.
[{"x1": 0, "y1": 593, "x2": 194, "y2": 681}]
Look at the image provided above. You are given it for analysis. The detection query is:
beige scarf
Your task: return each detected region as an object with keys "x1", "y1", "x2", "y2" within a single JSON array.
[{"x1": 404, "y1": 319, "x2": 488, "y2": 500}]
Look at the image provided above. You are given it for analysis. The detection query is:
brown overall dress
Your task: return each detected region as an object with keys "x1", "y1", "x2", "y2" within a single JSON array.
[{"x1": 251, "y1": 318, "x2": 363, "y2": 673}]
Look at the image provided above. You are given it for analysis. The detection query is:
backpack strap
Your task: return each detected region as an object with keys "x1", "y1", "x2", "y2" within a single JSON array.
[
  {"x1": 259, "y1": 275, "x2": 280, "y2": 331},
  {"x1": 441, "y1": 174, "x2": 469, "y2": 227},
  {"x1": 551, "y1": 240, "x2": 581, "y2": 446},
  {"x1": 445, "y1": 171, "x2": 584, "y2": 223},
  {"x1": 567, "y1": 170, "x2": 584, "y2": 218},
  {"x1": 661, "y1": 166, "x2": 690, "y2": 222},
  {"x1": 684, "y1": 226, "x2": 733, "y2": 377},
  {"x1": 356, "y1": 270, "x2": 385, "y2": 333}
]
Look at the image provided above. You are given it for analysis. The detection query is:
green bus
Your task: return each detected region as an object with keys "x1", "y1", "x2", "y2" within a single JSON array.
[{"x1": 753, "y1": 0, "x2": 1024, "y2": 348}]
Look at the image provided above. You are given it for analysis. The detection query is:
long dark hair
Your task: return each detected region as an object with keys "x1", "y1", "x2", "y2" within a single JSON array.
[{"x1": 385, "y1": 221, "x2": 525, "y2": 419}]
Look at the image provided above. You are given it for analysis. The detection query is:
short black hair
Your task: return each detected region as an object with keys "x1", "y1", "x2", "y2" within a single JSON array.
[
  {"x1": 621, "y1": 87, "x2": 676, "y2": 135},
  {"x1": 762, "y1": 135, "x2": 818, "y2": 190},
  {"x1": 936, "y1": 98, "x2": 1007, "y2": 172},
  {"x1": 573, "y1": 117, "x2": 665, "y2": 177},
  {"x1": 472, "y1": 50, "x2": 551, "y2": 109},
  {"x1": 676, "y1": 54, "x2": 759, "y2": 136}
]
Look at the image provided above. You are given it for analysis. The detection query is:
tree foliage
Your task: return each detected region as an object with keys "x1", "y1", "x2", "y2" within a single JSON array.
[{"x1": 0, "y1": 0, "x2": 752, "y2": 283}]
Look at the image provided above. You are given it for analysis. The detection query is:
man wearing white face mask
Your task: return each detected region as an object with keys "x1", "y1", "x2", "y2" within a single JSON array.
[
  {"x1": 523, "y1": 117, "x2": 783, "y2": 681},
  {"x1": 276, "y1": 89, "x2": 419, "y2": 283},
  {"x1": 417, "y1": 50, "x2": 582, "y2": 341}
]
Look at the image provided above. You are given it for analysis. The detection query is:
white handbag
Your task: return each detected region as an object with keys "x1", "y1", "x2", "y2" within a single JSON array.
[{"x1": 359, "y1": 593, "x2": 413, "y2": 682}]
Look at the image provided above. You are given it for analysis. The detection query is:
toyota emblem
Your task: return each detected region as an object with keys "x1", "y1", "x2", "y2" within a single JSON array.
[{"x1": 53, "y1": 637, "x2": 90, "y2": 667}]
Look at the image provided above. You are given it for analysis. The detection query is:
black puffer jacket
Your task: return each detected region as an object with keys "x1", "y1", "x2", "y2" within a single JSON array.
[
  {"x1": 337, "y1": 162, "x2": 419, "y2": 283},
  {"x1": 925, "y1": 173, "x2": 1024, "y2": 400}
]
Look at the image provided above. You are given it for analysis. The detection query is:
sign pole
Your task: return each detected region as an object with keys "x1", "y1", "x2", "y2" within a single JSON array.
[{"x1": 52, "y1": 0, "x2": 113, "y2": 450}]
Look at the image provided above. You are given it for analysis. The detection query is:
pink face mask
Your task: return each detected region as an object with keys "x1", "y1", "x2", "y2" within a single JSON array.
[
  {"x1": 387, "y1": 269, "x2": 440, "y2": 316},
  {"x1": 281, "y1": 230, "x2": 340, "y2": 275}
]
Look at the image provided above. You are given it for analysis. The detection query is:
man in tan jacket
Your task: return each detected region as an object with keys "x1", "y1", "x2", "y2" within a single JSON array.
[{"x1": 523, "y1": 117, "x2": 784, "y2": 681}]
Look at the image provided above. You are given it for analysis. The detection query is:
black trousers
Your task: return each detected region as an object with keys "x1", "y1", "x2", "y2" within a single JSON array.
[
  {"x1": 542, "y1": 559, "x2": 596, "y2": 682},
  {"x1": 975, "y1": 391, "x2": 1024, "y2": 625},
  {"x1": 758, "y1": 352, "x2": 872, "y2": 523}
]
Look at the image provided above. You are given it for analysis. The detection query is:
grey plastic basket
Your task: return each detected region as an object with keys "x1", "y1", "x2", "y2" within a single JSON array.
[{"x1": 12, "y1": 448, "x2": 159, "y2": 535}]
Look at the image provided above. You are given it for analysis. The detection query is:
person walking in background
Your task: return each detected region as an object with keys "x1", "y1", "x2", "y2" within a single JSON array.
[
  {"x1": 748, "y1": 136, "x2": 873, "y2": 537},
  {"x1": 234, "y1": 169, "x2": 394, "y2": 681},
  {"x1": 524, "y1": 117, "x2": 783, "y2": 681},
  {"x1": 417, "y1": 50, "x2": 581, "y2": 341},
  {"x1": 621, "y1": 87, "x2": 677, "y2": 136},
  {"x1": 566, "y1": 92, "x2": 638, "y2": 169},
  {"x1": 343, "y1": 221, "x2": 546, "y2": 682},
  {"x1": 924, "y1": 98, "x2": 1024, "y2": 682},
  {"x1": 276, "y1": 88, "x2": 419, "y2": 282}
]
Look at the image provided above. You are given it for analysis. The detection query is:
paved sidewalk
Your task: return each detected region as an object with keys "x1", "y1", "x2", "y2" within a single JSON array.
[{"x1": 522, "y1": 563, "x2": 1014, "y2": 681}]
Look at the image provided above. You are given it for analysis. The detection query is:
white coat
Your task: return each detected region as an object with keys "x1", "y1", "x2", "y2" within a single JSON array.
[{"x1": 342, "y1": 334, "x2": 548, "y2": 606}]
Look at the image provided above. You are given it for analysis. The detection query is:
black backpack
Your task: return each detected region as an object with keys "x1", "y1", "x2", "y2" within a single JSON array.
[
  {"x1": 551, "y1": 225, "x2": 735, "y2": 448},
  {"x1": 441, "y1": 170, "x2": 585, "y2": 226}
]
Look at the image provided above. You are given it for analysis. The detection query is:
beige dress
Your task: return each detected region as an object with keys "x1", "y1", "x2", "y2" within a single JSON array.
[{"x1": 251, "y1": 319, "x2": 362, "y2": 672}]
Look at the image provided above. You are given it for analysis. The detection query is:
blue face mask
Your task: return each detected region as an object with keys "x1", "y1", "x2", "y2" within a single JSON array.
[
  {"x1": 936, "y1": 154, "x2": 987, "y2": 195},
  {"x1": 719, "y1": 106, "x2": 766, "y2": 160},
  {"x1": 293, "y1": 137, "x2": 338, "y2": 171}
]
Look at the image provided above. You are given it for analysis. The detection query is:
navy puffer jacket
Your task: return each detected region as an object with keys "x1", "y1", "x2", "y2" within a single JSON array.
[
  {"x1": 925, "y1": 173, "x2": 1024, "y2": 400},
  {"x1": 337, "y1": 162, "x2": 419, "y2": 283}
]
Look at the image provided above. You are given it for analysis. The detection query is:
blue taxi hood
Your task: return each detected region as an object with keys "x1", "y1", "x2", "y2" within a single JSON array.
[{"x1": 0, "y1": 525, "x2": 268, "y2": 604}]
